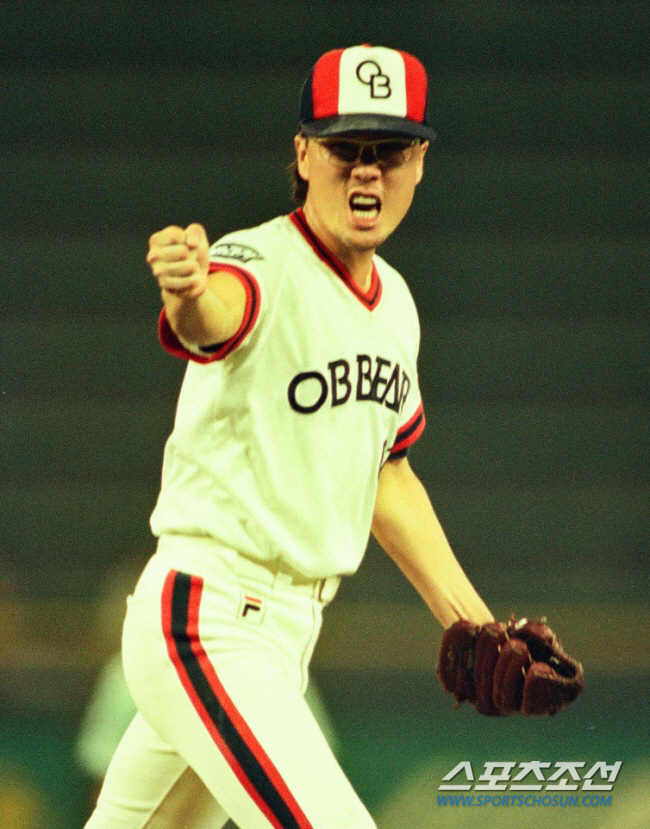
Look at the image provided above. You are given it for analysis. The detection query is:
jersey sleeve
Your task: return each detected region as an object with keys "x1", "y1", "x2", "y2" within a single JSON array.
[
  {"x1": 158, "y1": 235, "x2": 263, "y2": 363},
  {"x1": 386, "y1": 269, "x2": 426, "y2": 459},
  {"x1": 389, "y1": 402, "x2": 425, "y2": 458}
]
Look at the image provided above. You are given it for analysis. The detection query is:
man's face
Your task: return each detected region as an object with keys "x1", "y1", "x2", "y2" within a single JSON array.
[{"x1": 295, "y1": 132, "x2": 428, "y2": 262}]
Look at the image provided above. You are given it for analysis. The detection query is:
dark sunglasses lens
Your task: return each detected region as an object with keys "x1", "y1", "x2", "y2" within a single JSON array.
[
  {"x1": 325, "y1": 141, "x2": 361, "y2": 162},
  {"x1": 322, "y1": 139, "x2": 415, "y2": 166},
  {"x1": 375, "y1": 141, "x2": 413, "y2": 163}
]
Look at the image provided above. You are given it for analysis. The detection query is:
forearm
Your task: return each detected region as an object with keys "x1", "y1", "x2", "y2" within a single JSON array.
[
  {"x1": 162, "y1": 285, "x2": 241, "y2": 347},
  {"x1": 372, "y1": 459, "x2": 494, "y2": 628}
]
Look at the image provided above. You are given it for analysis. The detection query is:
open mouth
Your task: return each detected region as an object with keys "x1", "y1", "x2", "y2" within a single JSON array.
[{"x1": 349, "y1": 193, "x2": 381, "y2": 222}]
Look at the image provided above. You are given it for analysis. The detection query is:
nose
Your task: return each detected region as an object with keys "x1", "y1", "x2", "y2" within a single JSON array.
[{"x1": 350, "y1": 157, "x2": 381, "y2": 179}]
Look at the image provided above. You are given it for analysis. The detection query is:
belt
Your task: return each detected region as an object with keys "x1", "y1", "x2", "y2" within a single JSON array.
[{"x1": 232, "y1": 553, "x2": 341, "y2": 604}]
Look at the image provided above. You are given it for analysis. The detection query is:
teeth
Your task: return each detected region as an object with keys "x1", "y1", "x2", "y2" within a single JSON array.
[
  {"x1": 350, "y1": 195, "x2": 380, "y2": 218},
  {"x1": 353, "y1": 195, "x2": 378, "y2": 206}
]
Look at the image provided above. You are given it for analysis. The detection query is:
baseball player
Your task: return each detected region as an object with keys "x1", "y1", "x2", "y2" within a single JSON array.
[{"x1": 84, "y1": 45, "x2": 583, "y2": 829}]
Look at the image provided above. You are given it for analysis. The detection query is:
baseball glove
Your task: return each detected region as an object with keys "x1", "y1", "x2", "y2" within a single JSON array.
[{"x1": 437, "y1": 615, "x2": 584, "y2": 716}]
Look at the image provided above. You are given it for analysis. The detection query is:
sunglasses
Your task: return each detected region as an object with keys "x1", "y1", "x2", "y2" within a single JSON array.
[{"x1": 314, "y1": 137, "x2": 420, "y2": 170}]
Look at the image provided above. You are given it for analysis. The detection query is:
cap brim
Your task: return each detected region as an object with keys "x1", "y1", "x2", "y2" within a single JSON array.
[{"x1": 300, "y1": 114, "x2": 436, "y2": 141}]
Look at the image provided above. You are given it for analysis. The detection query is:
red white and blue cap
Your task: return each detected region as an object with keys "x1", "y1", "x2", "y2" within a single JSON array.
[{"x1": 300, "y1": 45, "x2": 436, "y2": 141}]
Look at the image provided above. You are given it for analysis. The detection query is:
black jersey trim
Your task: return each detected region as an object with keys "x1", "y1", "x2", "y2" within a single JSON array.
[
  {"x1": 201, "y1": 264, "x2": 260, "y2": 357},
  {"x1": 289, "y1": 209, "x2": 382, "y2": 310},
  {"x1": 391, "y1": 403, "x2": 425, "y2": 455},
  {"x1": 161, "y1": 570, "x2": 314, "y2": 829},
  {"x1": 158, "y1": 265, "x2": 260, "y2": 363}
]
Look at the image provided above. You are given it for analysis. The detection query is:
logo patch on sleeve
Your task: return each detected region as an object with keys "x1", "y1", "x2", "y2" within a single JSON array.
[
  {"x1": 209, "y1": 242, "x2": 263, "y2": 263},
  {"x1": 238, "y1": 594, "x2": 265, "y2": 623}
]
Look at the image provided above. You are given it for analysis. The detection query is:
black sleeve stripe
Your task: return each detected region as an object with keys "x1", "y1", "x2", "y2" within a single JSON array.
[
  {"x1": 391, "y1": 404, "x2": 425, "y2": 455},
  {"x1": 199, "y1": 264, "x2": 261, "y2": 359}
]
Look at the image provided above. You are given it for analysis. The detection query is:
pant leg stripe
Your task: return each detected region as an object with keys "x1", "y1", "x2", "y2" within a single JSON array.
[{"x1": 161, "y1": 569, "x2": 313, "y2": 829}]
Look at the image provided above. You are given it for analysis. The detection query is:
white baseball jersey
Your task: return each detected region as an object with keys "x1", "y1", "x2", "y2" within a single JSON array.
[{"x1": 150, "y1": 208, "x2": 425, "y2": 578}]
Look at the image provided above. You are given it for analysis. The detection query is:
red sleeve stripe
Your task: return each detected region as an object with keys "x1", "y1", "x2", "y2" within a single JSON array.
[
  {"x1": 162, "y1": 570, "x2": 314, "y2": 829},
  {"x1": 202, "y1": 264, "x2": 260, "y2": 357},
  {"x1": 157, "y1": 265, "x2": 260, "y2": 363},
  {"x1": 390, "y1": 403, "x2": 425, "y2": 455}
]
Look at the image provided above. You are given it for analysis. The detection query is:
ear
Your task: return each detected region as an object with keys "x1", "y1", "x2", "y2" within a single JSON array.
[
  {"x1": 294, "y1": 134, "x2": 310, "y2": 181},
  {"x1": 414, "y1": 141, "x2": 429, "y2": 186}
]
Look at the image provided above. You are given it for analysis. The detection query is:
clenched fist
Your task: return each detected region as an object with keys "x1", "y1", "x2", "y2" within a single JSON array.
[{"x1": 146, "y1": 223, "x2": 210, "y2": 300}]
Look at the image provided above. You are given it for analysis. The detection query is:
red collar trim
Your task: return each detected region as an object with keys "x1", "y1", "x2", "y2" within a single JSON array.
[{"x1": 289, "y1": 209, "x2": 382, "y2": 310}]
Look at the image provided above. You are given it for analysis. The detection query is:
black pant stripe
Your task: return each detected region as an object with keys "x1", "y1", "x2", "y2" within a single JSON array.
[{"x1": 167, "y1": 571, "x2": 310, "y2": 829}]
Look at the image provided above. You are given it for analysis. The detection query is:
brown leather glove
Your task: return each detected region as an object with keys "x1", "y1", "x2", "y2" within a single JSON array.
[{"x1": 437, "y1": 615, "x2": 585, "y2": 716}]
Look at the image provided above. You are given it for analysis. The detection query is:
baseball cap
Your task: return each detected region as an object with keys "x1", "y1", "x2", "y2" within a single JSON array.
[{"x1": 299, "y1": 45, "x2": 436, "y2": 141}]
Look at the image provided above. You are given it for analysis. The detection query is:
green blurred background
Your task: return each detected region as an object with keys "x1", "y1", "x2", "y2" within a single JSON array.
[{"x1": 1, "y1": 2, "x2": 648, "y2": 827}]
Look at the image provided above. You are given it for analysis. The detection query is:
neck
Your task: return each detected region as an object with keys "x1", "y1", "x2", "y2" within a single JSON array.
[
  {"x1": 300, "y1": 203, "x2": 376, "y2": 292},
  {"x1": 344, "y1": 250, "x2": 375, "y2": 292}
]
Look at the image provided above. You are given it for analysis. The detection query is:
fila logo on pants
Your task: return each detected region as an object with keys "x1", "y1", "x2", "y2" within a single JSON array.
[
  {"x1": 238, "y1": 594, "x2": 264, "y2": 623},
  {"x1": 162, "y1": 570, "x2": 314, "y2": 829}
]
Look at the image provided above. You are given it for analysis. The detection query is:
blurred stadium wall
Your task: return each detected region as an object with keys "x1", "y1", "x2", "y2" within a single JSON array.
[{"x1": 1, "y1": 3, "x2": 648, "y2": 827}]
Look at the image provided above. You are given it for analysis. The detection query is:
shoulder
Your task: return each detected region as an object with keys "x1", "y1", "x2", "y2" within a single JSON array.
[
  {"x1": 374, "y1": 254, "x2": 420, "y2": 329},
  {"x1": 208, "y1": 215, "x2": 295, "y2": 270},
  {"x1": 375, "y1": 254, "x2": 416, "y2": 300}
]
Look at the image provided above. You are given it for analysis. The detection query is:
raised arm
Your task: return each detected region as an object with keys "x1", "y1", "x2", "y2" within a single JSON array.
[
  {"x1": 146, "y1": 223, "x2": 247, "y2": 347},
  {"x1": 371, "y1": 455, "x2": 494, "y2": 629}
]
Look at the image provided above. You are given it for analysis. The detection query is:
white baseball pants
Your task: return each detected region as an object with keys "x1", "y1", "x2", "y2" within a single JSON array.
[{"x1": 83, "y1": 535, "x2": 377, "y2": 829}]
